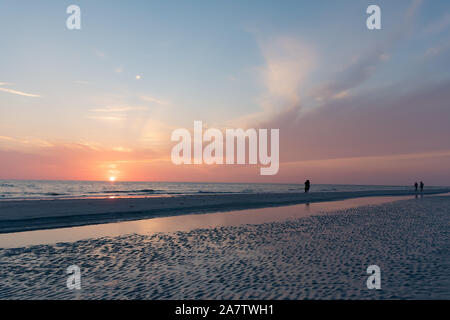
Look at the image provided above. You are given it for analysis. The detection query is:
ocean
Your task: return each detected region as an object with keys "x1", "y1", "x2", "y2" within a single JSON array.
[{"x1": 0, "y1": 180, "x2": 439, "y2": 200}]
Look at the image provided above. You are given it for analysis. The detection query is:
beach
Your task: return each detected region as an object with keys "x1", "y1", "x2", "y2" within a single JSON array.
[
  {"x1": 2, "y1": 0, "x2": 450, "y2": 306},
  {"x1": 1, "y1": 188, "x2": 449, "y2": 233},
  {"x1": 0, "y1": 194, "x2": 449, "y2": 299}
]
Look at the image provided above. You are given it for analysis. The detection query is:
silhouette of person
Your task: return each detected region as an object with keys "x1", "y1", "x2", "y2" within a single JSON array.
[
  {"x1": 304, "y1": 179, "x2": 310, "y2": 193},
  {"x1": 414, "y1": 182, "x2": 418, "y2": 192},
  {"x1": 420, "y1": 181, "x2": 424, "y2": 192}
]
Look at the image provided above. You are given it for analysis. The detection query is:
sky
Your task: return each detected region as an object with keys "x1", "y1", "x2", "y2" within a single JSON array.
[{"x1": 0, "y1": 0, "x2": 449, "y2": 185}]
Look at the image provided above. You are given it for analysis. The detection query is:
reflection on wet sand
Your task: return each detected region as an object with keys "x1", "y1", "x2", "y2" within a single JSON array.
[{"x1": 0, "y1": 195, "x2": 416, "y2": 248}]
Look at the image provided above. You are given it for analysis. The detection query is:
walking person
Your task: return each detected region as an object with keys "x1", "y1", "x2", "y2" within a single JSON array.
[
  {"x1": 304, "y1": 179, "x2": 311, "y2": 193},
  {"x1": 414, "y1": 182, "x2": 418, "y2": 192},
  {"x1": 420, "y1": 181, "x2": 424, "y2": 193}
]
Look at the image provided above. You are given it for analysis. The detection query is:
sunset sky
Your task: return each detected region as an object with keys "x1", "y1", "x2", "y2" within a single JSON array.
[{"x1": 1, "y1": 0, "x2": 450, "y2": 184}]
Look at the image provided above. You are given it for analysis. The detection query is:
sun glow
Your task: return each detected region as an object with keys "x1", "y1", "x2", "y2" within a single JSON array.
[{"x1": 109, "y1": 176, "x2": 116, "y2": 182}]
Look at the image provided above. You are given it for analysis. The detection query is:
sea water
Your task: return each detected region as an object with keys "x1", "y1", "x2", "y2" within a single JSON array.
[{"x1": 0, "y1": 180, "x2": 442, "y2": 200}]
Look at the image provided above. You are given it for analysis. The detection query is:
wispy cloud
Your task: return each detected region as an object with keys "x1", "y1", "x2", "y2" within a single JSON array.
[
  {"x1": 141, "y1": 95, "x2": 169, "y2": 105},
  {"x1": 73, "y1": 80, "x2": 91, "y2": 85},
  {"x1": 421, "y1": 13, "x2": 450, "y2": 36},
  {"x1": 259, "y1": 36, "x2": 315, "y2": 109},
  {"x1": 87, "y1": 104, "x2": 149, "y2": 123},
  {"x1": 284, "y1": 150, "x2": 450, "y2": 166},
  {"x1": 94, "y1": 48, "x2": 106, "y2": 59},
  {"x1": 0, "y1": 135, "x2": 15, "y2": 141},
  {"x1": 90, "y1": 106, "x2": 148, "y2": 113},
  {"x1": 425, "y1": 47, "x2": 441, "y2": 57},
  {"x1": 309, "y1": 0, "x2": 423, "y2": 104},
  {"x1": 0, "y1": 135, "x2": 53, "y2": 147},
  {"x1": 112, "y1": 146, "x2": 133, "y2": 152},
  {"x1": 233, "y1": 36, "x2": 315, "y2": 127},
  {"x1": 87, "y1": 115, "x2": 125, "y2": 122},
  {"x1": 228, "y1": 36, "x2": 317, "y2": 127},
  {"x1": 424, "y1": 39, "x2": 450, "y2": 58},
  {"x1": 0, "y1": 87, "x2": 41, "y2": 98}
]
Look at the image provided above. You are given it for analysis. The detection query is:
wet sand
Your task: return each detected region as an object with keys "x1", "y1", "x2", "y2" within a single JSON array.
[
  {"x1": 1, "y1": 188, "x2": 449, "y2": 233},
  {"x1": 0, "y1": 195, "x2": 412, "y2": 248}
]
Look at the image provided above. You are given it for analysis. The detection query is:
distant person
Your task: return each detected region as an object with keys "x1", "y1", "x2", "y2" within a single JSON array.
[
  {"x1": 414, "y1": 182, "x2": 418, "y2": 192},
  {"x1": 304, "y1": 180, "x2": 310, "y2": 193},
  {"x1": 420, "y1": 181, "x2": 424, "y2": 192}
]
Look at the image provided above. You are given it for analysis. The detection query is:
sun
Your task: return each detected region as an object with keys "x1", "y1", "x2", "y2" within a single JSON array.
[{"x1": 109, "y1": 176, "x2": 116, "y2": 182}]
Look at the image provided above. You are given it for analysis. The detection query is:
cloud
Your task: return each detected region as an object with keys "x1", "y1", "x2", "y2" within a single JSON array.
[
  {"x1": 421, "y1": 13, "x2": 450, "y2": 36},
  {"x1": 309, "y1": 0, "x2": 423, "y2": 103},
  {"x1": 90, "y1": 106, "x2": 148, "y2": 113},
  {"x1": 257, "y1": 78, "x2": 450, "y2": 165},
  {"x1": 234, "y1": 1, "x2": 423, "y2": 128},
  {"x1": 87, "y1": 104, "x2": 150, "y2": 123},
  {"x1": 0, "y1": 135, "x2": 53, "y2": 148},
  {"x1": 141, "y1": 95, "x2": 169, "y2": 105},
  {"x1": 284, "y1": 150, "x2": 450, "y2": 165},
  {"x1": 86, "y1": 115, "x2": 125, "y2": 122},
  {"x1": 0, "y1": 135, "x2": 15, "y2": 142},
  {"x1": 94, "y1": 49, "x2": 106, "y2": 58},
  {"x1": 112, "y1": 146, "x2": 133, "y2": 152},
  {"x1": 73, "y1": 80, "x2": 91, "y2": 85},
  {"x1": 277, "y1": 149, "x2": 450, "y2": 185},
  {"x1": 332, "y1": 90, "x2": 350, "y2": 100},
  {"x1": 0, "y1": 87, "x2": 41, "y2": 98},
  {"x1": 425, "y1": 47, "x2": 441, "y2": 57},
  {"x1": 259, "y1": 36, "x2": 315, "y2": 109},
  {"x1": 424, "y1": 40, "x2": 450, "y2": 58},
  {"x1": 233, "y1": 36, "x2": 315, "y2": 127},
  {"x1": 238, "y1": 1, "x2": 423, "y2": 127}
]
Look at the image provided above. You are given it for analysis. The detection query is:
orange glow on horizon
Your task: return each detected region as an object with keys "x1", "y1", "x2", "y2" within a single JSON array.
[{"x1": 109, "y1": 176, "x2": 116, "y2": 182}]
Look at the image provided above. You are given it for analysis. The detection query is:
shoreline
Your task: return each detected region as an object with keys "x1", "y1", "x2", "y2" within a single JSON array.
[
  {"x1": 0, "y1": 189, "x2": 449, "y2": 234},
  {"x1": 0, "y1": 195, "x2": 414, "y2": 248}
]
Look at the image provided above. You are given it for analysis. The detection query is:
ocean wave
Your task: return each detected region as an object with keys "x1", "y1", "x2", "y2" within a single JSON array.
[
  {"x1": 0, "y1": 183, "x2": 15, "y2": 187},
  {"x1": 197, "y1": 190, "x2": 255, "y2": 194},
  {"x1": 197, "y1": 191, "x2": 231, "y2": 194},
  {"x1": 14, "y1": 192, "x2": 68, "y2": 196},
  {"x1": 89, "y1": 189, "x2": 157, "y2": 194}
]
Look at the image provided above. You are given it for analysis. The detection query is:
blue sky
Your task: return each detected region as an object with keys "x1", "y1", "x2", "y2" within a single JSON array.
[{"x1": 1, "y1": 1, "x2": 448, "y2": 122}]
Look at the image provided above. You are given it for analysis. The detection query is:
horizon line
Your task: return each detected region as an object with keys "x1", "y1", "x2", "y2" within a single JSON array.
[{"x1": 0, "y1": 178, "x2": 448, "y2": 188}]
